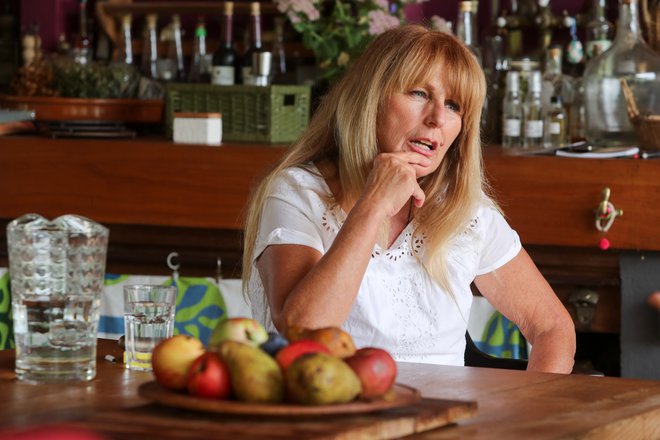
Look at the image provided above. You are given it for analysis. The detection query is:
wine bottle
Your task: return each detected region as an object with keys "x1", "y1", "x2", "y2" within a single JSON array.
[
  {"x1": 140, "y1": 13, "x2": 158, "y2": 79},
  {"x1": 211, "y1": 2, "x2": 236, "y2": 85},
  {"x1": 241, "y1": 2, "x2": 264, "y2": 85},
  {"x1": 188, "y1": 16, "x2": 211, "y2": 83},
  {"x1": 455, "y1": 1, "x2": 481, "y2": 64}
]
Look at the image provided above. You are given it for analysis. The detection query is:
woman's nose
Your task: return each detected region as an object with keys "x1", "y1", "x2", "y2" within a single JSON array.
[{"x1": 424, "y1": 103, "x2": 446, "y2": 127}]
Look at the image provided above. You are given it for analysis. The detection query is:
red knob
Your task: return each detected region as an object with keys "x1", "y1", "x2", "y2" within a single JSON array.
[{"x1": 599, "y1": 237, "x2": 610, "y2": 251}]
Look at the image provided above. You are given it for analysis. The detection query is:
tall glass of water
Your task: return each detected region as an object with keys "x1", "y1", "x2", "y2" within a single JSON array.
[
  {"x1": 7, "y1": 214, "x2": 109, "y2": 383},
  {"x1": 123, "y1": 284, "x2": 176, "y2": 371}
]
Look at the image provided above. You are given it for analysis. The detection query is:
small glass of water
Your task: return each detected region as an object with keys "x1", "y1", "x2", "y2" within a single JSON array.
[{"x1": 123, "y1": 285, "x2": 176, "y2": 371}]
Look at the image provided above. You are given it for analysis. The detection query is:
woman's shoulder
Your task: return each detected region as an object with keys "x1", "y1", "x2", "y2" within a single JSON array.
[{"x1": 270, "y1": 164, "x2": 326, "y2": 192}]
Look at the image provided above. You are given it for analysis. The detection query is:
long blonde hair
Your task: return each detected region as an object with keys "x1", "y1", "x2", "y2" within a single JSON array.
[{"x1": 242, "y1": 24, "x2": 488, "y2": 294}]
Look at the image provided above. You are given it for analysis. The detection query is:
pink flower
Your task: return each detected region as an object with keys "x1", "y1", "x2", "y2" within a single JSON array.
[
  {"x1": 276, "y1": 0, "x2": 321, "y2": 23},
  {"x1": 373, "y1": 0, "x2": 389, "y2": 10},
  {"x1": 367, "y1": 10, "x2": 399, "y2": 35}
]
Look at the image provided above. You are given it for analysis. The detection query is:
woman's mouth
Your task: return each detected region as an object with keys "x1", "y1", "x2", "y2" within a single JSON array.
[{"x1": 409, "y1": 138, "x2": 436, "y2": 155}]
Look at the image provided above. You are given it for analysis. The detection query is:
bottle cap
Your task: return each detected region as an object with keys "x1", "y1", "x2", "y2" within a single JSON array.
[
  {"x1": 459, "y1": 1, "x2": 475, "y2": 13},
  {"x1": 528, "y1": 71, "x2": 542, "y2": 92},
  {"x1": 224, "y1": 2, "x2": 234, "y2": 15},
  {"x1": 506, "y1": 71, "x2": 520, "y2": 91},
  {"x1": 250, "y1": 2, "x2": 260, "y2": 16}
]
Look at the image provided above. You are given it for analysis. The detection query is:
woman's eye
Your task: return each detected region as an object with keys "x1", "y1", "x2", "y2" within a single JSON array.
[
  {"x1": 410, "y1": 90, "x2": 428, "y2": 99},
  {"x1": 445, "y1": 100, "x2": 461, "y2": 113}
]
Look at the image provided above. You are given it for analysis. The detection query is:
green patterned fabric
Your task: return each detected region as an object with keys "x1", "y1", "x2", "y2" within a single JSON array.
[
  {"x1": 0, "y1": 271, "x2": 14, "y2": 350},
  {"x1": 477, "y1": 311, "x2": 528, "y2": 360},
  {"x1": 168, "y1": 276, "x2": 228, "y2": 345}
]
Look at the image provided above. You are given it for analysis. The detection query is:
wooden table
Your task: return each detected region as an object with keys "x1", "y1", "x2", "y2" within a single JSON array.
[{"x1": 1, "y1": 340, "x2": 660, "y2": 439}]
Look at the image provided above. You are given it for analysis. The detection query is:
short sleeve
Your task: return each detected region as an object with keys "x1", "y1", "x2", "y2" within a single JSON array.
[
  {"x1": 475, "y1": 206, "x2": 522, "y2": 275},
  {"x1": 253, "y1": 168, "x2": 328, "y2": 261}
]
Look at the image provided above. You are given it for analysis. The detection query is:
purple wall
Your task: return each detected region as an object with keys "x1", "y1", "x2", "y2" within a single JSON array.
[{"x1": 23, "y1": 0, "x2": 597, "y2": 54}]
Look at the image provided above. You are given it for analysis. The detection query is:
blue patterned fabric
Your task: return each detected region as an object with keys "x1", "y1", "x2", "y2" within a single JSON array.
[{"x1": 476, "y1": 311, "x2": 528, "y2": 360}]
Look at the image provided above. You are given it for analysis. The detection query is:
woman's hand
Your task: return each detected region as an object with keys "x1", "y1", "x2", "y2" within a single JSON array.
[{"x1": 359, "y1": 152, "x2": 430, "y2": 219}]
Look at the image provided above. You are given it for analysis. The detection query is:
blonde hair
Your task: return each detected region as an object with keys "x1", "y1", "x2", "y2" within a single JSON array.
[{"x1": 242, "y1": 24, "x2": 488, "y2": 295}]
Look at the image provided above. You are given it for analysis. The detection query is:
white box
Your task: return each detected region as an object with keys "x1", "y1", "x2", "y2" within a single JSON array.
[{"x1": 173, "y1": 112, "x2": 222, "y2": 146}]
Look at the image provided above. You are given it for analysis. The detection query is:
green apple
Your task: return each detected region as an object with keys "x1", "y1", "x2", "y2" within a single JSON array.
[{"x1": 208, "y1": 317, "x2": 269, "y2": 349}]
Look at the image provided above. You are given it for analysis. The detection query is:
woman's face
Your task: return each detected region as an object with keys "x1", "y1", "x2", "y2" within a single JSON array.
[{"x1": 376, "y1": 69, "x2": 463, "y2": 179}]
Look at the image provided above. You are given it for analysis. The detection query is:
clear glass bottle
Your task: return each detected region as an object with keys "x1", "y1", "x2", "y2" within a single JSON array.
[
  {"x1": 455, "y1": 1, "x2": 481, "y2": 64},
  {"x1": 169, "y1": 15, "x2": 185, "y2": 81},
  {"x1": 188, "y1": 16, "x2": 210, "y2": 83},
  {"x1": 523, "y1": 71, "x2": 544, "y2": 148},
  {"x1": 72, "y1": 0, "x2": 92, "y2": 65},
  {"x1": 541, "y1": 46, "x2": 573, "y2": 112},
  {"x1": 502, "y1": 70, "x2": 523, "y2": 147},
  {"x1": 241, "y1": 2, "x2": 264, "y2": 85},
  {"x1": 585, "y1": 0, "x2": 614, "y2": 60},
  {"x1": 211, "y1": 1, "x2": 236, "y2": 85},
  {"x1": 110, "y1": 13, "x2": 139, "y2": 98},
  {"x1": 543, "y1": 95, "x2": 568, "y2": 147},
  {"x1": 583, "y1": 0, "x2": 660, "y2": 147},
  {"x1": 140, "y1": 13, "x2": 158, "y2": 79}
]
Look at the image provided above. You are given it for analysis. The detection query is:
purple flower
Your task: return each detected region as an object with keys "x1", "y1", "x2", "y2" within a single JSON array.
[{"x1": 367, "y1": 10, "x2": 399, "y2": 35}]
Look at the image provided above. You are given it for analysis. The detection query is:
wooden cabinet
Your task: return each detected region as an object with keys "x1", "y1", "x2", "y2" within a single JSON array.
[{"x1": 1, "y1": 135, "x2": 658, "y2": 377}]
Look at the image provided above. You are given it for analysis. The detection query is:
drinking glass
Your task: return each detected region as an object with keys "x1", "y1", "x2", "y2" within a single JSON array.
[
  {"x1": 7, "y1": 214, "x2": 109, "y2": 383},
  {"x1": 123, "y1": 284, "x2": 176, "y2": 371}
]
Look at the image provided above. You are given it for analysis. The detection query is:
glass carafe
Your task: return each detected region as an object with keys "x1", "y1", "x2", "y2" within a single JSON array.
[{"x1": 583, "y1": 0, "x2": 660, "y2": 147}]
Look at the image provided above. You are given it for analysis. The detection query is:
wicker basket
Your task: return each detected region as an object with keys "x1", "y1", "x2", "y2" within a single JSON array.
[
  {"x1": 621, "y1": 79, "x2": 660, "y2": 151},
  {"x1": 165, "y1": 83, "x2": 311, "y2": 143}
]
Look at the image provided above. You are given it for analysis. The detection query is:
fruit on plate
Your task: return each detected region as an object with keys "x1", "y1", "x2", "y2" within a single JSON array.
[
  {"x1": 218, "y1": 340, "x2": 284, "y2": 403},
  {"x1": 259, "y1": 331, "x2": 289, "y2": 356},
  {"x1": 152, "y1": 335, "x2": 206, "y2": 391},
  {"x1": 208, "y1": 317, "x2": 269, "y2": 348},
  {"x1": 285, "y1": 325, "x2": 357, "y2": 358},
  {"x1": 345, "y1": 347, "x2": 398, "y2": 399},
  {"x1": 186, "y1": 352, "x2": 232, "y2": 399},
  {"x1": 275, "y1": 339, "x2": 330, "y2": 371},
  {"x1": 286, "y1": 352, "x2": 362, "y2": 405}
]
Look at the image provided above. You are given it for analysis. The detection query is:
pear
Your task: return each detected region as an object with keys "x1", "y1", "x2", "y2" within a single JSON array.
[
  {"x1": 218, "y1": 340, "x2": 284, "y2": 403},
  {"x1": 286, "y1": 352, "x2": 362, "y2": 405},
  {"x1": 285, "y1": 326, "x2": 356, "y2": 358}
]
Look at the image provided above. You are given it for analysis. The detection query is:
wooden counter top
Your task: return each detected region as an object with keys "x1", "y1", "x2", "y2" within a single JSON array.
[
  {"x1": 1, "y1": 135, "x2": 659, "y2": 250},
  {"x1": 1, "y1": 340, "x2": 660, "y2": 439}
]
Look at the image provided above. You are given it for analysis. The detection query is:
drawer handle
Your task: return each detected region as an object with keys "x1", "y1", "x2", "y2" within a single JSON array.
[{"x1": 594, "y1": 187, "x2": 623, "y2": 233}]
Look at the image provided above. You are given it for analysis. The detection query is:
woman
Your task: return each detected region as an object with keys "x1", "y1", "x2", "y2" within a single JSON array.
[{"x1": 242, "y1": 25, "x2": 575, "y2": 373}]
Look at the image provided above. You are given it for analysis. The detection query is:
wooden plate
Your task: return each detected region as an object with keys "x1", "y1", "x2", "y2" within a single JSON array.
[{"x1": 138, "y1": 381, "x2": 421, "y2": 416}]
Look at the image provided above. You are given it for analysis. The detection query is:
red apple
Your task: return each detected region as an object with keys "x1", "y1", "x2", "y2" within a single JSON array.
[
  {"x1": 344, "y1": 347, "x2": 397, "y2": 399},
  {"x1": 186, "y1": 352, "x2": 232, "y2": 399},
  {"x1": 275, "y1": 339, "x2": 330, "y2": 371},
  {"x1": 152, "y1": 335, "x2": 206, "y2": 391}
]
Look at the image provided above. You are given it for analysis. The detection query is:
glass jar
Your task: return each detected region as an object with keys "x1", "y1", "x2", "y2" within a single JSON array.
[{"x1": 583, "y1": 0, "x2": 660, "y2": 147}]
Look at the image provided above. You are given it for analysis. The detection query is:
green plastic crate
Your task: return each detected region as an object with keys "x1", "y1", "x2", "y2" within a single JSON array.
[{"x1": 165, "y1": 83, "x2": 310, "y2": 143}]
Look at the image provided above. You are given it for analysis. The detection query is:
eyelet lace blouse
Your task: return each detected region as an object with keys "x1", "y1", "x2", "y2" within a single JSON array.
[{"x1": 247, "y1": 165, "x2": 521, "y2": 365}]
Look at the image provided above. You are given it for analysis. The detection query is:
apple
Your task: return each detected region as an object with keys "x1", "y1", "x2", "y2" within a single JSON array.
[
  {"x1": 275, "y1": 339, "x2": 330, "y2": 371},
  {"x1": 208, "y1": 317, "x2": 269, "y2": 348},
  {"x1": 152, "y1": 335, "x2": 206, "y2": 391},
  {"x1": 344, "y1": 347, "x2": 397, "y2": 399},
  {"x1": 186, "y1": 352, "x2": 232, "y2": 399}
]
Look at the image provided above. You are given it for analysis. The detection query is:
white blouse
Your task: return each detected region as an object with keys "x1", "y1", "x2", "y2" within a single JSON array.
[{"x1": 247, "y1": 165, "x2": 521, "y2": 365}]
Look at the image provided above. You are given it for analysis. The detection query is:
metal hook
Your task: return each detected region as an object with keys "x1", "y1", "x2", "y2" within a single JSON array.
[{"x1": 167, "y1": 251, "x2": 180, "y2": 281}]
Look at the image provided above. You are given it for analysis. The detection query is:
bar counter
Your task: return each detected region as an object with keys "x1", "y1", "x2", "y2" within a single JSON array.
[{"x1": 1, "y1": 340, "x2": 660, "y2": 439}]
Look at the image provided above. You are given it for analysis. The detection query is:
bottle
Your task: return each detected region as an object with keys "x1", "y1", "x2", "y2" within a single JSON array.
[
  {"x1": 585, "y1": 0, "x2": 614, "y2": 60},
  {"x1": 455, "y1": 1, "x2": 481, "y2": 64},
  {"x1": 543, "y1": 95, "x2": 568, "y2": 148},
  {"x1": 211, "y1": 2, "x2": 236, "y2": 85},
  {"x1": 523, "y1": 71, "x2": 544, "y2": 148},
  {"x1": 583, "y1": 0, "x2": 660, "y2": 147},
  {"x1": 72, "y1": 0, "x2": 92, "y2": 65},
  {"x1": 541, "y1": 46, "x2": 573, "y2": 112},
  {"x1": 111, "y1": 14, "x2": 139, "y2": 98},
  {"x1": 501, "y1": 71, "x2": 524, "y2": 147},
  {"x1": 169, "y1": 15, "x2": 185, "y2": 81},
  {"x1": 141, "y1": 13, "x2": 158, "y2": 79},
  {"x1": 241, "y1": 2, "x2": 264, "y2": 85},
  {"x1": 188, "y1": 16, "x2": 211, "y2": 83},
  {"x1": 271, "y1": 16, "x2": 288, "y2": 84}
]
